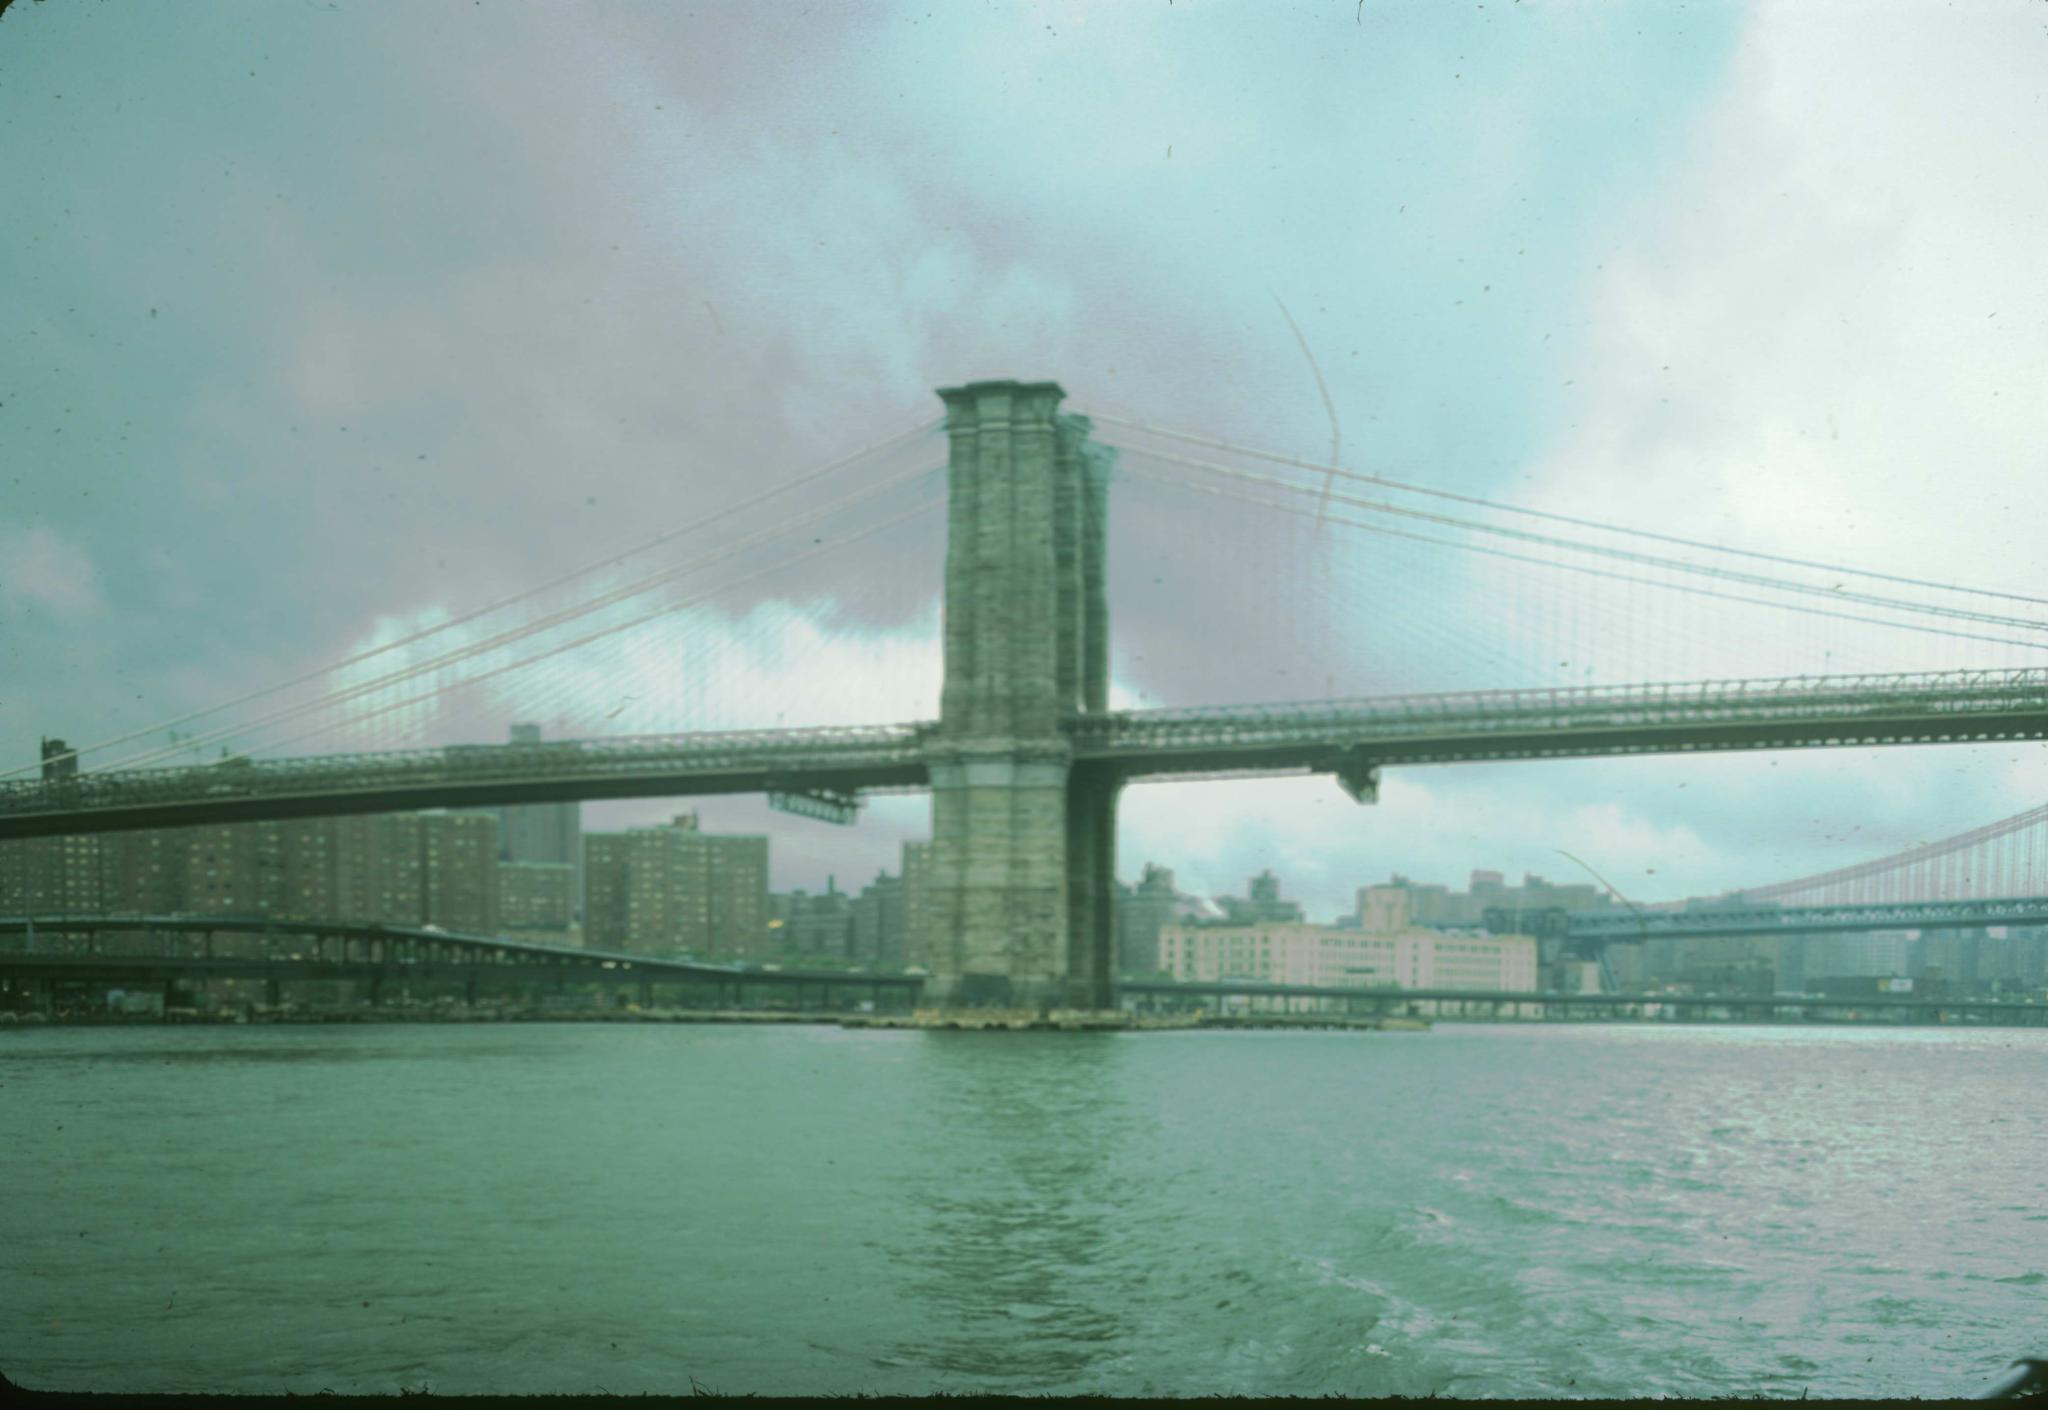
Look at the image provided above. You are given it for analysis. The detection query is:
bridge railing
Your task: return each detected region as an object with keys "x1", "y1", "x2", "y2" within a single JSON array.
[
  {"x1": 10, "y1": 669, "x2": 2048, "y2": 825},
  {"x1": 1070, "y1": 668, "x2": 2048, "y2": 754},
  {"x1": 0, "y1": 723, "x2": 935, "y2": 819}
]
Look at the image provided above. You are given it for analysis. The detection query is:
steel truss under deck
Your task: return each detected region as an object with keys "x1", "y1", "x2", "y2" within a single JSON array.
[
  {"x1": 1565, "y1": 894, "x2": 2048, "y2": 943},
  {"x1": 4, "y1": 667, "x2": 2045, "y2": 839}
]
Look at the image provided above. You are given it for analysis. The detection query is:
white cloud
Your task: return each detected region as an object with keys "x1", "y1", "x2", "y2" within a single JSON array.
[
  {"x1": 295, "y1": 595, "x2": 946, "y2": 757},
  {"x1": 1519, "y1": 3, "x2": 2048, "y2": 669},
  {"x1": 0, "y1": 527, "x2": 102, "y2": 617},
  {"x1": 1389, "y1": 0, "x2": 2048, "y2": 897}
]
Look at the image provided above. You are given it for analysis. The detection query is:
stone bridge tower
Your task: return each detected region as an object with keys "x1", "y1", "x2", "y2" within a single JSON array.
[{"x1": 917, "y1": 380, "x2": 1118, "y2": 1011}]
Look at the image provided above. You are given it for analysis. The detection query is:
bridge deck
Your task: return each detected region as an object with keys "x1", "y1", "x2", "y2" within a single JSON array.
[
  {"x1": 0, "y1": 728, "x2": 931, "y2": 838},
  {"x1": 4, "y1": 669, "x2": 2044, "y2": 838},
  {"x1": 1565, "y1": 895, "x2": 2048, "y2": 943},
  {"x1": 1084, "y1": 668, "x2": 2048, "y2": 778}
]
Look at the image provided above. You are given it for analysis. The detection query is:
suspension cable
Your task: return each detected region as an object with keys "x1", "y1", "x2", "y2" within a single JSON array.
[
  {"x1": 89, "y1": 462, "x2": 945, "y2": 774},
  {"x1": 7, "y1": 415, "x2": 943, "y2": 780},
  {"x1": 1112, "y1": 443, "x2": 2048, "y2": 636},
  {"x1": 215, "y1": 498, "x2": 947, "y2": 763},
  {"x1": 1117, "y1": 459, "x2": 2048, "y2": 656},
  {"x1": 1088, "y1": 411, "x2": 2048, "y2": 609}
]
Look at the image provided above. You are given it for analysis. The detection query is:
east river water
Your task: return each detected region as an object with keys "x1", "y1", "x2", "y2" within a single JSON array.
[{"x1": 3, "y1": 1021, "x2": 2043, "y2": 1399}]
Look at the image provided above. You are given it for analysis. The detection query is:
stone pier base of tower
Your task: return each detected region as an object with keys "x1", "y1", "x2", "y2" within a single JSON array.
[
  {"x1": 913, "y1": 747, "x2": 1123, "y2": 1016},
  {"x1": 912, "y1": 378, "x2": 1120, "y2": 1017}
]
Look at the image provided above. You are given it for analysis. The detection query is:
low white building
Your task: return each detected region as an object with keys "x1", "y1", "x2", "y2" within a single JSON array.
[{"x1": 1157, "y1": 922, "x2": 1538, "y2": 993}]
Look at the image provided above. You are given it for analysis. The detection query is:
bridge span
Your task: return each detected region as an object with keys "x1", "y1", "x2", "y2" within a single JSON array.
[
  {"x1": 5, "y1": 668, "x2": 2044, "y2": 841},
  {"x1": 13, "y1": 380, "x2": 2048, "y2": 1011},
  {"x1": 1564, "y1": 895, "x2": 2048, "y2": 946}
]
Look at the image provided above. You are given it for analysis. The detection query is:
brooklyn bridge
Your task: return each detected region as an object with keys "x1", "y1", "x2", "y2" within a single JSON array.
[{"x1": 5, "y1": 380, "x2": 2047, "y2": 1012}]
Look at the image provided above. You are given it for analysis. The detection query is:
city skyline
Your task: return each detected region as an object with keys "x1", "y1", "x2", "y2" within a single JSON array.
[
  {"x1": 20, "y1": 708, "x2": 2034, "y2": 928},
  {"x1": 6, "y1": 5, "x2": 2046, "y2": 1401},
  {"x1": 5, "y1": 4, "x2": 2046, "y2": 926}
]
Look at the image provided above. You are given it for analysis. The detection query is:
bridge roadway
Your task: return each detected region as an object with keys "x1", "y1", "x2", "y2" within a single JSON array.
[
  {"x1": 0, "y1": 914, "x2": 922, "y2": 1001},
  {"x1": 5, "y1": 667, "x2": 2046, "y2": 839},
  {"x1": 1564, "y1": 895, "x2": 2048, "y2": 944},
  {"x1": 1076, "y1": 666, "x2": 2048, "y2": 780},
  {"x1": 0, "y1": 728, "x2": 931, "y2": 839}
]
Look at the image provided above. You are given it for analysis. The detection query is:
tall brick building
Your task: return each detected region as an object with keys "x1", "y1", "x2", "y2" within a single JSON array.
[
  {"x1": 900, "y1": 840, "x2": 935, "y2": 970},
  {"x1": 1, "y1": 810, "x2": 510, "y2": 933},
  {"x1": 421, "y1": 812, "x2": 499, "y2": 933},
  {"x1": 498, "y1": 861, "x2": 576, "y2": 942},
  {"x1": 582, "y1": 813, "x2": 767, "y2": 959}
]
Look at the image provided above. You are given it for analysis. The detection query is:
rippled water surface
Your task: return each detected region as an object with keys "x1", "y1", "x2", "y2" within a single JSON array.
[{"x1": 3, "y1": 1021, "x2": 2044, "y2": 1397}]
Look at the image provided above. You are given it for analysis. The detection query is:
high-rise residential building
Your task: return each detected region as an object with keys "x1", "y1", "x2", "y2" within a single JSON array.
[
  {"x1": 278, "y1": 818, "x2": 340, "y2": 920},
  {"x1": 582, "y1": 813, "x2": 768, "y2": 958},
  {"x1": 774, "y1": 877, "x2": 855, "y2": 958},
  {"x1": 901, "y1": 840, "x2": 936, "y2": 970},
  {"x1": 0, "y1": 833, "x2": 105, "y2": 913},
  {"x1": 183, "y1": 821, "x2": 287, "y2": 915},
  {"x1": 498, "y1": 861, "x2": 577, "y2": 942},
  {"x1": 586, "y1": 831, "x2": 657, "y2": 951},
  {"x1": 583, "y1": 832, "x2": 644, "y2": 951},
  {"x1": 496, "y1": 723, "x2": 582, "y2": 916},
  {"x1": 704, "y1": 832, "x2": 768, "y2": 959},
  {"x1": 849, "y1": 869, "x2": 908, "y2": 967},
  {"x1": 421, "y1": 812, "x2": 499, "y2": 933},
  {"x1": 335, "y1": 814, "x2": 426, "y2": 924},
  {"x1": 101, "y1": 830, "x2": 187, "y2": 913},
  {"x1": 2, "y1": 806, "x2": 545, "y2": 939}
]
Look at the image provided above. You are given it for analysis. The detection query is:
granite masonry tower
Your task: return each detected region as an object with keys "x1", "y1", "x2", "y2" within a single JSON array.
[{"x1": 916, "y1": 380, "x2": 1117, "y2": 1011}]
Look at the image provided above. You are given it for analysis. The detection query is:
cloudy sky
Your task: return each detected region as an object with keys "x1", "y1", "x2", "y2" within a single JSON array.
[{"x1": 4, "y1": 0, "x2": 2045, "y2": 920}]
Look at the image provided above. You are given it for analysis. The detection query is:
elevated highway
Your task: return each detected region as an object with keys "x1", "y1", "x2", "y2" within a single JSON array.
[
  {"x1": 0, "y1": 913, "x2": 922, "y2": 1002},
  {"x1": 6, "y1": 915, "x2": 2042, "y2": 1024}
]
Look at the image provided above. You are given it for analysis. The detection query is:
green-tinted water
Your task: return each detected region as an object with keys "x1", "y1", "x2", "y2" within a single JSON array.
[{"x1": 3, "y1": 1022, "x2": 2042, "y2": 1397}]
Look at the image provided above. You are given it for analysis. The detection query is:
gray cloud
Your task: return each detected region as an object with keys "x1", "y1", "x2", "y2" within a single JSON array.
[{"x1": 4, "y1": 2, "x2": 2040, "y2": 906}]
